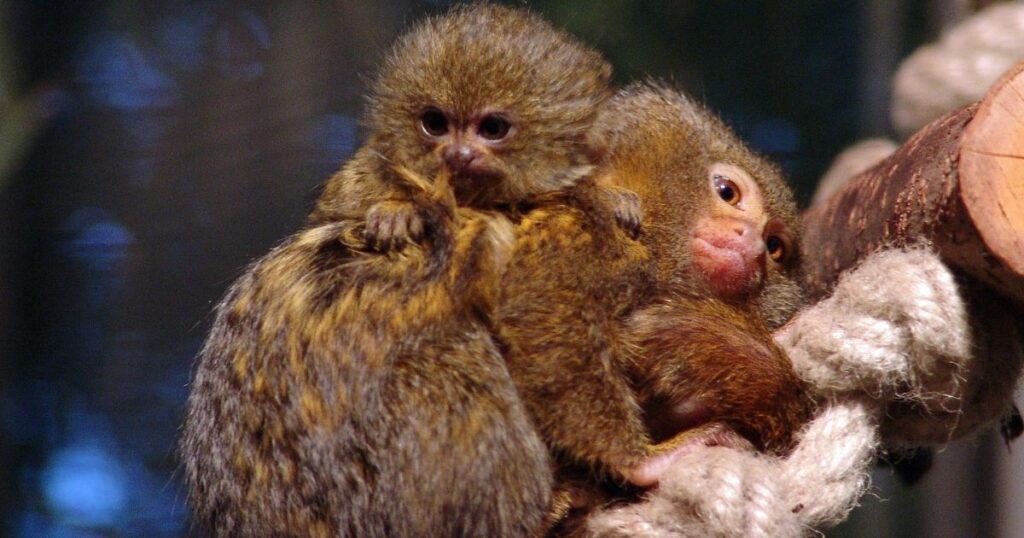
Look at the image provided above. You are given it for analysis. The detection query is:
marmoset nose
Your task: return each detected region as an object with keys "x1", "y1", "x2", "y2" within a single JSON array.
[
  {"x1": 723, "y1": 218, "x2": 756, "y2": 239},
  {"x1": 442, "y1": 143, "x2": 478, "y2": 171}
]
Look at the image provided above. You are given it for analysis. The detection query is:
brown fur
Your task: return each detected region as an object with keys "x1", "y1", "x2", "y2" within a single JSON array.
[
  {"x1": 495, "y1": 84, "x2": 813, "y2": 532},
  {"x1": 628, "y1": 298, "x2": 811, "y2": 452},
  {"x1": 498, "y1": 179, "x2": 655, "y2": 476},
  {"x1": 182, "y1": 169, "x2": 556, "y2": 536},
  {"x1": 183, "y1": 4, "x2": 621, "y2": 536}
]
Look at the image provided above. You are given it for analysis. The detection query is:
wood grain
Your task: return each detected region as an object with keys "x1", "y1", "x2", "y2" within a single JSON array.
[{"x1": 801, "y1": 62, "x2": 1024, "y2": 303}]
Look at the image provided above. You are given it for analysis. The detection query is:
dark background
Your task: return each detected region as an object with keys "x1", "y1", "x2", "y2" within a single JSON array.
[{"x1": 1, "y1": 1, "x2": 1017, "y2": 536}]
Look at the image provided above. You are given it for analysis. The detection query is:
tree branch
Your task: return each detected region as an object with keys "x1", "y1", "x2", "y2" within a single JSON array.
[{"x1": 801, "y1": 61, "x2": 1024, "y2": 304}]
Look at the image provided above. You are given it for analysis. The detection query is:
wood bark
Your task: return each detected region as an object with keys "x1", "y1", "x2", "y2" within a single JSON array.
[{"x1": 801, "y1": 61, "x2": 1024, "y2": 303}]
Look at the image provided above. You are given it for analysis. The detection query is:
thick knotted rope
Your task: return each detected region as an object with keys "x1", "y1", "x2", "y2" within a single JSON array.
[{"x1": 892, "y1": 2, "x2": 1024, "y2": 138}]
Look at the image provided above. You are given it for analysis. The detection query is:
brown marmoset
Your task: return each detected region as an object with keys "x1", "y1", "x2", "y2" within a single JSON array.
[
  {"x1": 495, "y1": 83, "x2": 812, "y2": 530},
  {"x1": 308, "y1": 4, "x2": 638, "y2": 248},
  {"x1": 609, "y1": 83, "x2": 811, "y2": 484},
  {"x1": 181, "y1": 4, "x2": 623, "y2": 537}
]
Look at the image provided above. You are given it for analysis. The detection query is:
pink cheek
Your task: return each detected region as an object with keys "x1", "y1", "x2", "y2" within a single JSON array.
[{"x1": 690, "y1": 233, "x2": 765, "y2": 299}]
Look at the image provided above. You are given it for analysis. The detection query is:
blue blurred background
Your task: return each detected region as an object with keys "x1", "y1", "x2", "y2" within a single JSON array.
[{"x1": 1, "y1": 1, "x2": 1017, "y2": 536}]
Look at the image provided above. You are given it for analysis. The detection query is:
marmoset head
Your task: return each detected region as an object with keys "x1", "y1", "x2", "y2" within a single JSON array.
[
  {"x1": 367, "y1": 4, "x2": 612, "y2": 206},
  {"x1": 596, "y1": 83, "x2": 803, "y2": 328}
]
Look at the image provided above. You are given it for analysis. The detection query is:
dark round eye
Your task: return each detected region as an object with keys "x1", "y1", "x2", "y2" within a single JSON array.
[
  {"x1": 766, "y1": 235, "x2": 786, "y2": 262},
  {"x1": 714, "y1": 175, "x2": 741, "y2": 205},
  {"x1": 477, "y1": 114, "x2": 511, "y2": 140},
  {"x1": 420, "y1": 108, "x2": 449, "y2": 137}
]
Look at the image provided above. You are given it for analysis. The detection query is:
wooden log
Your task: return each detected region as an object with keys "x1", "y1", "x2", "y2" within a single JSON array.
[{"x1": 801, "y1": 61, "x2": 1024, "y2": 302}]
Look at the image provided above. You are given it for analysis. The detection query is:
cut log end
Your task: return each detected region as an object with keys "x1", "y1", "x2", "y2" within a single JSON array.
[{"x1": 960, "y1": 61, "x2": 1024, "y2": 279}]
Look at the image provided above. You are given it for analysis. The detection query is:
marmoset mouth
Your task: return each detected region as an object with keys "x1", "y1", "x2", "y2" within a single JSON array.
[
  {"x1": 451, "y1": 170, "x2": 507, "y2": 206},
  {"x1": 690, "y1": 235, "x2": 765, "y2": 298}
]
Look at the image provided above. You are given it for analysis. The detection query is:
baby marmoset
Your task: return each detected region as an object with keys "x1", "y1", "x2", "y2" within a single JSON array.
[
  {"x1": 496, "y1": 83, "x2": 813, "y2": 528},
  {"x1": 605, "y1": 84, "x2": 811, "y2": 473},
  {"x1": 181, "y1": 4, "x2": 623, "y2": 537},
  {"x1": 308, "y1": 4, "x2": 633, "y2": 247}
]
